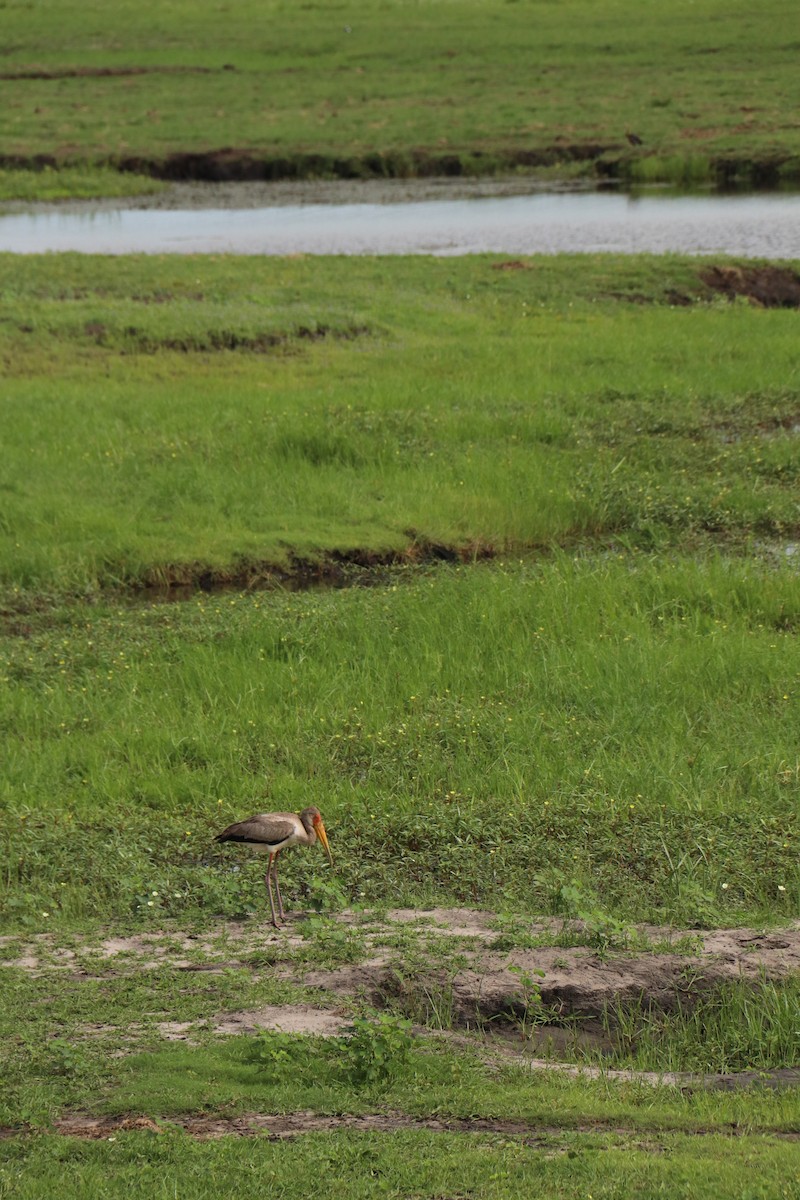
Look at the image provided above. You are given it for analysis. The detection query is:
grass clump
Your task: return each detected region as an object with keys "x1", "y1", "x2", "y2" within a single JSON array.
[
  {"x1": 601, "y1": 976, "x2": 800, "y2": 1074},
  {"x1": 0, "y1": 167, "x2": 165, "y2": 203},
  {"x1": 247, "y1": 1015, "x2": 414, "y2": 1090}
]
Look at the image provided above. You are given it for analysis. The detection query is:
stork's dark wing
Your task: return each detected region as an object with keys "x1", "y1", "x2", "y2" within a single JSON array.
[{"x1": 215, "y1": 813, "x2": 297, "y2": 848}]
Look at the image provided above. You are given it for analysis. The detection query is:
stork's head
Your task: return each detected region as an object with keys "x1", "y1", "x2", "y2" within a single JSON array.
[{"x1": 301, "y1": 806, "x2": 333, "y2": 866}]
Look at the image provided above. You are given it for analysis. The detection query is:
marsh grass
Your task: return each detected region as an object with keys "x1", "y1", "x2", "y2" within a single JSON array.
[
  {"x1": 2, "y1": 0, "x2": 800, "y2": 190},
  {"x1": 2, "y1": 254, "x2": 800, "y2": 594},
  {"x1": 0, "y1": 167, "x2": 164, "y2": 203},
  {"x1": 627, "y1": 156, "x2": 716, "y2": 188}
]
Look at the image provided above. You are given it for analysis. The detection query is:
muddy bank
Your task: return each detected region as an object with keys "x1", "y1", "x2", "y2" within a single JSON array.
[
  {"x1": 4, "y1": 908, "x2": 799, "y2": 1053},
  {"x1": 0, "y1": 174, "x2": 591, "y2": 215},
  {"x1": 1, "y1": 145, "x2": 610, "y2": 187},
  {"x1": 700, "y1": 264, "x2": 800, "y2": 308},
  {"x1": 3, "y1": 908, "x2": 799, "y2": 1124},
  {"x1": 3, "y1": 145, "x2": 799, "y2": 190}
]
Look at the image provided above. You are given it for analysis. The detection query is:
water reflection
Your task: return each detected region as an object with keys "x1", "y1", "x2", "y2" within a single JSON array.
[{"x1": 2, "y1": 190, "x2": 800, "y2": 257}]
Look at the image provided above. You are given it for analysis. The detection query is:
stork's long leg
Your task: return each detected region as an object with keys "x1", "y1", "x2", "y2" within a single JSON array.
[
  {"x1": 265, "y1": 853, "x2": 280, "y2": 928},
  {"x1": 273, "y1": 851, "x2": 286, "y2": 920}
]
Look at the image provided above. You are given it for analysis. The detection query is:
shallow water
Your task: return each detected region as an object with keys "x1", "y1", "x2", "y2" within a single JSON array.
[{"x1": 2, "y1": 188, "x2": 800, "y2": 256}]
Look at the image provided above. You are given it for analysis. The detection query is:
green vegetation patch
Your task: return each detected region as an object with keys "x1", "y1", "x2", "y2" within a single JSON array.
[
  {"x1": 2, "y1": 1127, "x2": 798, "y2": 1200},
  {"x1": 0, "y1": 167, "x2": 165, "y2": 204}
]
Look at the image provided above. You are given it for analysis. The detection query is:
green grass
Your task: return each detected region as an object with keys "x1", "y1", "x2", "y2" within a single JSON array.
[
  {"x1": 0, "y1": 167, "x2": 165, "y2": 203},
  {"x1": 2, "y1": 246, "x2": 800, "y2": 1187},
  {"x1": 2, "y1": 253, "x2": 799, "y2": 595},
  {"x1": 1, "y1": 555, "x2": 797, "y2": 927},
  {"x1": 0, "y1": 254, "x2": 798, "y2": 928},
  {"x1": 598, "y1": 977, "x2": 800, "y2": 1074},
  {"x1": 2, "y1": 1001, "x2": 800, "y2": 1196},
  {"x1": 1, "y1": 0, "x2": 800, "y2": 193},
  {"x1": 2, "y1": 1127, "x2": 798, "y2": 1200}
]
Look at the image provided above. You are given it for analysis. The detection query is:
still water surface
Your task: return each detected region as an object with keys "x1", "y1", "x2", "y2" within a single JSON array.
[{"x1": 2, "y1": 190, "x2": 800, "y2": 257}]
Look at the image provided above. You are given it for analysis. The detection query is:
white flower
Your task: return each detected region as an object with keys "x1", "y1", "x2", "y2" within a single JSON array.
[
  {"x1": 721, "y1": 883, "x2": 729, "y2": 890},
  {"x1": 778, "y1": 885, "x2": 786, "y2": 893}
]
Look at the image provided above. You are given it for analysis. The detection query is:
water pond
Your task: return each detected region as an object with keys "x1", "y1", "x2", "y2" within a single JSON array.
[{"x1": 2, "y1": 184, "x2": 800, "y2": 257}]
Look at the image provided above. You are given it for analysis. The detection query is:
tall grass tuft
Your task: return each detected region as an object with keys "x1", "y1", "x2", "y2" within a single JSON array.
[{"x1": 601, "y1": 975, "x2": 800, "y2": 1073}]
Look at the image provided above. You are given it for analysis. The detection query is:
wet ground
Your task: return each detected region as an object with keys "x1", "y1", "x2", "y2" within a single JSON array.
[{"x1": 3, "y1": 180, "x2": 800, "y2": 256}]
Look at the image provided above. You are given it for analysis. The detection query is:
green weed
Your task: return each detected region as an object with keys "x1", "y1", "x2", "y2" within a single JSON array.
[
  {"x1": 245, "y1": 1016, "x2": 413, "y2": 1090},
  {"x1": 340, "y1": 1015, "x2": 414, "y2": 1087}
]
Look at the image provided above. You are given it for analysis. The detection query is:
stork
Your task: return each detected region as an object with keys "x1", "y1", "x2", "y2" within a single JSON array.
[{"x1": 215, "y1": 806, "x2": 333, "y2": 928}]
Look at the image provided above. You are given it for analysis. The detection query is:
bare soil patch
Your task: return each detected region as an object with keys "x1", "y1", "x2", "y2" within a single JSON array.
[
  {"x1": 701, "y1": 264, "x2": 800, "y2": 308},
  {"x1": 4, "y1": 908, "x2": 799, "y2": 1033},
  {"x1": 211, "y1": 1004, "x2": 350, "y2": 1038}
]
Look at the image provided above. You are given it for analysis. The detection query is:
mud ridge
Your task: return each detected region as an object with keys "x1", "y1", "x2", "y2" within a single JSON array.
[
  {"x1": 0, "y1": 65, "x2": 232, "y2": 82},
  {"x1": 3, "y1": 146, "x2": 799, "y2": 186},
  {"x1": 3, "y1": 1110, "x2": 799, "y2": 1143},
  {"x1": 700, "y1": 264, "x2": 800, "y2": 308},
  {"x1": 80, "y1": 321, "x2": 372, "y2": 354},
  {"x1": 0, "y1": 144, "x2": 611, "y2": 184},
  {"x1": 131, "y1": 539, "x2": 497, "y2": 595}
]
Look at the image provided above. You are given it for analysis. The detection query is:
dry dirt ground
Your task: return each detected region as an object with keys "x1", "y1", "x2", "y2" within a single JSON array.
[
  {"x1": 3, "y1": 907, "x2": 799, "y2": 1088},
  {"x1": 3, "y1": 908, "x2": 800, "y2": 1141}
]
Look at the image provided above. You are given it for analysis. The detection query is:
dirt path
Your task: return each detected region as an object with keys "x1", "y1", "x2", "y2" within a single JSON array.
[{"x1": 1, "y1": 1109, "x2": 797, "y2": 1144}]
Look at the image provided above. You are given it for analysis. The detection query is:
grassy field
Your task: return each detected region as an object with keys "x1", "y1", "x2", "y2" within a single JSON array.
[
  {"x1": 2, "y1": 252, "x2": 799, "y2": 593},
  {"x1": 1, "y1": 253, "x2": 798, "y2": 929},
  {"x1": 2, "y1": 248, "x2": 800, "y2": 1192},
  {"x1": 3, "y1": 556, "x2": 799, "y2": 926},
  {"x1": 1, "y1": 0, "x2": 800, "y2": 197}
]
